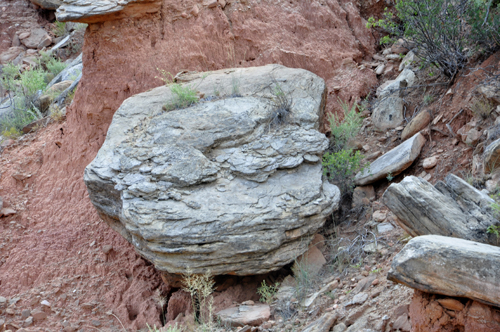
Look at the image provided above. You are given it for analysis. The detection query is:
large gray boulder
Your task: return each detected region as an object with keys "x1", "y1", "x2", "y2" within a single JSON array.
[
  {"x1": 388, "y1": 235, "x2": 500, "y2": 307},
  {"x1": 383, "y1": 174, "x2": 498, "y2": 245},
  {"x1": 354, "y1": 132, "x2": 425, "y2": 186},
  {"x1": 84, "y1": 65, "x2": 340, "y2": 276}
]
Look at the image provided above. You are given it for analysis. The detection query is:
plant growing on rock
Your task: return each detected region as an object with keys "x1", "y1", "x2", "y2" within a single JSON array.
[
  {"x1": 269, "y1": 83, "x2": 292, "y2": 129},
  {"x1": 157, "y1": 69, "x2": 199, "y2": 111},
  {"x1": 367, "y1": 0, "x2": 500, "y2": 79}
]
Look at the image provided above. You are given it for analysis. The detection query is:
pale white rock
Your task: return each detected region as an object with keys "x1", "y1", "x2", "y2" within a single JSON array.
[{"x1": 423, "y1": 156, "x2": 438, "y2": 169}]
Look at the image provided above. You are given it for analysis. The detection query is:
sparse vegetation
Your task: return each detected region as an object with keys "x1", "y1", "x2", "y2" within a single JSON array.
[
  {"x1": 182, "y1": 271, "x2": 216, "y2": 330},
  {"x1": 328, "y1": 98, "x2": 363, "y2": 153},
  {"x1": 269, "y1": 83, "x2": 292, "y2": 129},
  {"x1": 367, "y1": 0, "x2": 500, "y2": 79},
  {"x1": 257, "y1": 280, "x2": 280, "y2": 304},
  {"x1": 52, "y1": 21, "x2": 66, "y2": 37},
  {"x1": 291, "y1": 257, "x2": 315, "y2": 302},
  {"x1": 157, "y1": 69, "x2": 199, "y2": 112}
]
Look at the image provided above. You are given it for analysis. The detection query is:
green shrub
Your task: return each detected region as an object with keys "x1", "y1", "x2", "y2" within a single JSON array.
[
  {"x1": 20, "y1": 68, "x2": 47, "y2": 97},
  {"x1": 323, "y1": 148, "x2": 366, "y2": 197},
  {"x1": 1, "y1": 63, "x2": 20, "y2": 92},
  {"x1": 46, "y1": 57, "x2": 67, "y2": 77},
  {"x1": 329, "y1": 98, "x2": 363, "y2": 153},
  {"x1": 52, "y1": 21, "x2": 66, "y2": 37},
  {"x1": 1, "y1": 126, "x2": 21, "y2": 139},
  {"x1": 157, "y1": 69, "x2": 199, "y2": 111},
  {"x1": 367, "y1": 0, "x2": 500, "y2": 78},
  {"x1": 257, "y1": 280, "x2": 280, "y2": 304}
]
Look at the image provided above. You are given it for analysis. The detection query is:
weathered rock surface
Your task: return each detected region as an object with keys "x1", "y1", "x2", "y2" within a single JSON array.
[
  {"x1": 84, "y1": 65, "x2": 340, "y2": 276},
  {"x1": 217, "y1": 303, "x2": 270, "y2": 327},
  {"x1": 56, "y1": 0, "x2": 162, "y2": 23},
  {"x1": 302, "y1": 312, "x2": 338, "y2": 332},
  {"x1": 354, "y1": 133, "x2": 426, "y2": 186},
  {"x1": 484, "y1": 138, "x2": 500, "y2": 174},
  {"x1": 20, "y1": 28, "x2": 51, "y2": 49},
  {"x1": 383, "y1": 174, "x2": 498, "y2": 245},
  {"x1": 0, "y1": 46, "x2": 24, "y2": 64},
  {"x1": 31, "y1": 0, "x2": 62, "y2": 10},
  {"x1": 401, "y1": 110, "x2": 431, "y2": 141},
  {"x1": 389, "y1": 235, "x2": 500, "y2": 307},
  {"x1": 372, "y1": 69, "x2": 416, "y2": 130}
]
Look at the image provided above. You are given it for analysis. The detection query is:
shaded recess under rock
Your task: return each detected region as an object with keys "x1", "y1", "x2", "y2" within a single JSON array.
[{"x1": 84, "y1": 65, "x2": 340, "y2": 279}]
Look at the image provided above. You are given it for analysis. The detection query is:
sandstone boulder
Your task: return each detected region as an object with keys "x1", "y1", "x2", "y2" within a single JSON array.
[
  {"x1": 217, "y1": 303, "x2": 270, "y2": 327},
  {"x1": 84, "y1": 65, "x2": 340, "y2": 276},
  {"x1": 389, "y1": 235, "x2": 500, "y2": 307},
  {"x1": 354, "y1": 133, "x2": 426, "y2": 186},
  {"x1": 383, "y1": 174, "x2": 498, "y2": 245}
]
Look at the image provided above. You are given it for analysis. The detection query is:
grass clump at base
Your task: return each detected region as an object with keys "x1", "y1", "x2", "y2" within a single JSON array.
[
  {"x1": 182, "y1": 271, "x2": 216, "y2": 331},
  {"x1": 257, "y1": 280, "x2": 280, "y2": 304}
]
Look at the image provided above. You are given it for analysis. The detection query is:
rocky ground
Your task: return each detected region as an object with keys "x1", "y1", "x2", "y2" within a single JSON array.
[{"x1": 0, "y1": 0, "x2": 499, "y2": 332}]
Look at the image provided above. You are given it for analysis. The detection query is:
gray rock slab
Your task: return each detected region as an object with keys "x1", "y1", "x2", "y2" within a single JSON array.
[
  {"x1": 388, "y1": 235, "x2": 500, "y2": 307},
  {"x1": 371, "y1": 94, "x2": 404, "y2": 130},
  {"x1": 383, "y1": 174, "x2": 498, "y2": 245},
  {"x1": 354, "y1": 133, "x2": 426, "y2": 186},
  {"x1": 21, "y1": 28, "x2": 51, "y2": 49},
  {"x1": 217, "y1": 304, "x2": 270, "y2": 327},
  {"x1": 301, "y1": 312, "x2": 338, "y2": 332},
  {"x1": 84, "y1": 65, "x2": 340, "y2": 276},
  {"x1": 56, "y1": 0, "x2": 161, "y2": 22}
]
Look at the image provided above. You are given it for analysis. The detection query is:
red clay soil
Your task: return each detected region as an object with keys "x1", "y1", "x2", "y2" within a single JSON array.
[
  {"x1": 410, "y1": 290, "x2": 500, "y2": 332},
  {"x1": 0, "y1": 0, "x2": 379, "y2": 330}
]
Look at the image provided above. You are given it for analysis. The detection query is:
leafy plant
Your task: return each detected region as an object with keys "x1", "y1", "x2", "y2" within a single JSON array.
[
  {"x1": 386, "y1": 172, "x2": 394, "y2": 182},
  {"x1": 487, "y1": 225, "x2": 500, "y2": 244},
  {"x1": 323, "y1": 148, "x2": 366, "y2": 197},
  {"x1": 370, "y1": 267, "x2": 382, "y2": 274},
  {"x1": 0, "y1": 63, "x2": 20, "y2": 92},
  {"x1": 329, "y1": 98, "x2": 363, "y2": 153},
  {"x1": 52, "y1": 21, "x2": 66, "y2": 37},
  {"x1": 257, "y1": 280, "x2": 280, "y2": 304},
  {"x1": 1, "y1": 126, "x2": 21, "y2": 139},
  {"x1": 45, "y1": 57, "x2": 67, "y2": 77},
  {"x1": 367, "y1": 0, "x2": 500, "y2": 78}
]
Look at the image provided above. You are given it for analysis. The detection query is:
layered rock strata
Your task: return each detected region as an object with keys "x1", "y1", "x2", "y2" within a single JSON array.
[{"x1": 84, "y1": 65, "x2": 340, "y2": 276}]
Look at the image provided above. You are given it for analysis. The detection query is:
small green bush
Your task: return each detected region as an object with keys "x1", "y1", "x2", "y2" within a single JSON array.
[
  {"x1": 329, "y1": 98, "x2": 363, "y2": 153},
  {"x1": 157, "y1": 69, "x2": 199, "y2": 111},
  {"x1": 257, "y1": 280, "x2": 280, "y2": 304},
  {"x1": 52, "y1": 21, "x2": 66, "y2": 37},
  {"x1": 46, "y1": 57, "x2": 67, "y2": 77},
  {"x1": 323, "y1": 148, "x2": 366, "y2": 196},
  {"x1": 1, "y1": 126, "x2": 21, "y2": 139},
  {"x1": 367, "y1": 0, "x2": 500, "y2": 78},
  {"x1": 1, "y1": 63, "x2": 20, "y2": 92},
  {"x1": 20, "y1": 68, "x2": 47, "y2": 97}
]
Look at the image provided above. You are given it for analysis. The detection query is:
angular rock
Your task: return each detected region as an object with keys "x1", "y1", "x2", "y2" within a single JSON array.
[
  {"x1": 399, "y1": 50, "x2": 415, "y2": 71},
  {"x1": 302, "y1": 312, "x2": 338, "y2": 332},
  {"x1": 31, "y1": 0, "x2": 63, "y2": 10},
  {"x1": 295, "y1": 244, "x2": 326, "y2": 276},
  {"x1": 31, "y1": 308, "x2": 47, "y2": 321},
  {"x1": 376, "y1": 68, "x2": 416, "y2": 97},
  {"x1": 56, "y1": 0, "x2": 162, "y2": 23},
  {"x1": 478, "y1": 81, "x2": 500, "y2": 104},
  {"x1": 217, "y1": 303, "x2": 270, "y2": 327},
  {"x1": 483, "y1": 138, "x2": 500, "y2": 174},
  {"x1": 352, "y1": 185, "x2": 375, "y2": 208},
  {"x1": 84, "y1": 65, "x2": 340, "y2": 276},
  {"x1": 388, "y1": 235, "x2": 500, "y2": 307},
  {"x1": 354, "y1": 133, "x2": 426, "y2": 186},
  {"x1": 37, "y1": 80, "x2": 73, "y2": 112},
  {"x1": 401, "y1": 110, "x2": 431, "y2": 141},
  {"x1": 21, "y1": 28, "x2": 51, "y2": 49},
  {"x1": 466, "y1": 128, "x2": 482, "y2": 146},
  {"x1": 383, "y1": 174, "x2": 498, "y2": 245},
  {"x1": 0, "y1": 208, "x2": 16, "y2": 217}
]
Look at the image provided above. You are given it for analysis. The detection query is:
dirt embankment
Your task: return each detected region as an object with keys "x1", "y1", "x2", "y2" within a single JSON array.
[{"x1": 0, "y1": 0, "x2": 380, "y2": 330}]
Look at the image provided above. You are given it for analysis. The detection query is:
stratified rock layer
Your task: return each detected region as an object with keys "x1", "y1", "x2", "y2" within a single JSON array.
[
  {"x1": 84, "y1": 65, "x2": 340, "y2": 276},
  {"x1": 389, "y1": 235, "x2": 500, "y2": 307},
  {"x1": 383, "y1": 174, "x2": 498, "y2": 245}
]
